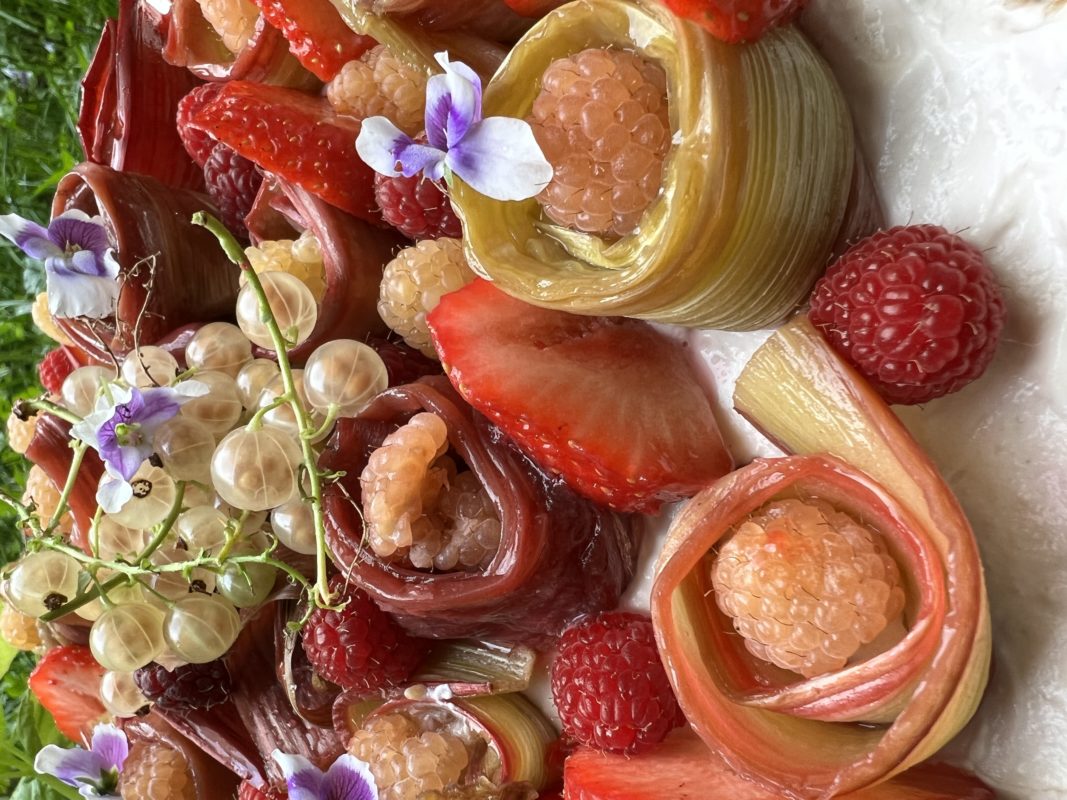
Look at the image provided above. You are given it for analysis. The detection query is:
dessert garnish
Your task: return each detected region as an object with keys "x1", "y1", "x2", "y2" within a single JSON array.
[
  {"x1": 34, "y1": 721, "x2": 128, "y2": 799},
  {"x1": 28, "y1": 645, "x2": 107, "y2": 742},
  {"x1": 551, "y1": 612, "x2": 684, "y2": 754},
  {"x1": 356, "y1": 52, "x2": 553, "y2": 202},
  {"x1": 808, "y1": 224, "x2": 1007, "y2": 405},
  {"x1": 133, "y1": 659, "x2": 233, "y2": 713},
  {"x1": 0, "y1": 210, "x2": 119, "y2": 320},
  {"x1": 427, "y1": 279, "x2": 732, "y2": 513},
  {"x1": 449, "y1": 0, "x2": 861, "y2": 329},
  {"x1": 271, "y1": 750, "x2": 378, "y2": 800},
  {"x1": 662, "y1": 0, "x2": 809, "y2": 43},
  {"x1": 373, "y1": 172, "x2": 464, "y2": 241}
]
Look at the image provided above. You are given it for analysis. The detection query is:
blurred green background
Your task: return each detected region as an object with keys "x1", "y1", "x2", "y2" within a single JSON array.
[{"x1": 1, "y1": 1, "x2": 116, "y2": 796}]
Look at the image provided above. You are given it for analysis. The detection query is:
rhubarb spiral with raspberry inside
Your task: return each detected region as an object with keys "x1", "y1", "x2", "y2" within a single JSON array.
[{"x1": 320, "y1": 377, "x2": 639, "y2": 646}]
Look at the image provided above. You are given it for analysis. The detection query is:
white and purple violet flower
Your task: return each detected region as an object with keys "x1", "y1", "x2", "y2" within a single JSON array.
[
  {"x1": 273, "y1": 750, "x2": 378, "y2": 800},
  {"x1": 71, "y1": 380, "x2": 208, "y2": 513},
  {"x1": 357, "y1": 52, "x2": 553, "y2": 202},
  {"x1": 34, "y1": 723, "x2": 128, "y2": 799},
  {"x1": 0, "y1": 209, "x2": 120, "y2": 319}
]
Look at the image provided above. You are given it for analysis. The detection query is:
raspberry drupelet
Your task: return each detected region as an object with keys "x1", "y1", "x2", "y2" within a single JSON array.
[
  {"x1": 203, "y1": 143, "x2": 262, "y2": 240},
  {"x1": 529, "y1": 48, "x2": 671, "y2": 238},
  {"x1": 196, "y1": 0, "x2": 259, "y2": 54},
  {"x1": 552, "y1": 611, "x2": 685, "y2": 754},
  {"x1": 6, "y1": 409, "x2": 37, "y2": 455},
  {"x1": 348, "y1": 713, "x2": 472, "y2": 800},
  {"x1": 120, "y1": 740, "x2": 197, "y2": 800},
  {"x1": 327, "y1": 46, "x2": 428, "y2": 135},
  {"x1": 361, "y1": 413, "x2": 502, "y2": 571},
  {"x1": 711, "y1": 498, "x2": 907, "y2": 679},
  {"x1": 244, "y1": 232, "x2": 327, "y2": 301},
  {"x1": 378, "y1": 239, "x2": 477, "y2": 359},
  {"x1": 0, "y1": 605, "x2": 41, "y2": 651},
  {"x1": 22, "y1": 465, "x2": 74, "y2": 535},
  {"x1": 133, "y1": 660, "x2": 233, "y2": 712}
]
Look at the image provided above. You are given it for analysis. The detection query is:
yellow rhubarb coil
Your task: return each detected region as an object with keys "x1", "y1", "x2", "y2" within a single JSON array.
[
  {"x1": 448, "y1": 0, "x2": 856, "y2": 329},
  {"x1": 651, "y1": 316, "x2": 990, "y2": 798}
]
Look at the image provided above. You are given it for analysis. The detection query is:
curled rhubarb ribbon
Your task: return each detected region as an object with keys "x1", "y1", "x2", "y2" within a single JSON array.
[{"x1": 651, "y1": 316, "x2": 990, "y2": 798}]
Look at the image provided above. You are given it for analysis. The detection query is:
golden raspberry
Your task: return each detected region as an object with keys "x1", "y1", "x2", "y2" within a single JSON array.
[
  {"x1": 529, "y1": 48, "x2": 670, "y2": 238},
  {"x1": 244, "y1": 232, "x2": 326, "y2": 301},
  {"x1": 410, "y1": 471, "x2": 501, "y2": 572},
  {"x1": 711, "y1": 498, "x2": 906, "y2": 679},
  {"x1": 0, "y1": 604, "x2": 41, "y2": 651},
  {"x1": 120, "y1": 741, "x2": 197, "y2": 800},
  {"x1": 348, "y1": 713, "x2": 470, "y2": 800},
  {"x1": 378, "y1": 238, "x2": 475, "y2": 359},
  {"x1": 6, "y1": 409, "x2": 37, "y2": 455},
  {"x1": 31, "y1": 293, "x2": 72, "y2": 345},
  {"x1": 23, "y1": 465, "x2": 73, "y2": 535},
  {"x1": 327, "y1": 46, "x2": 427, "y2": 135},
  {"x1": 196, "y1": 0, "x2": 259, "y2": 54}
]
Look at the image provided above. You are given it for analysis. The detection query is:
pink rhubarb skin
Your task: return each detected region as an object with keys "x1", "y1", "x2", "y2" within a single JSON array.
[
  {"x1": 564, "y1": 729, "x2": 996, "y2": 800},
  {"x1": 79, "y1": 0, "x2": 205, "y2": 191},
  {"x1": 651, "y1": 315, "x2": 990, "y2": 799},
  {"x1": 244, "y1": 176, "x2": 405, "y2": 362},
  {"x1": 320, "y1": 377, "x2": 640, "y2": 647},
  {"x1": 50, "y1": 163, "x2": 239, "y2": 361}
]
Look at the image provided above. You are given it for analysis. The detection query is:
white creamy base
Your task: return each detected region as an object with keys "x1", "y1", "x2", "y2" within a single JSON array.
[{"x1": 532, "y1": 4, "x2": 1067, "y2": 798}]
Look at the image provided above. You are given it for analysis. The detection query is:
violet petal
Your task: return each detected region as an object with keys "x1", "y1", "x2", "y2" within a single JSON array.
[
  {"x1": 34, "y1": 744, "x2": 108, "y2": 787},
  {"x1": 47, "y1": 211, "x2": 111, "y2": 259},
  {"x1": 90, "y1": 724, "x2": 129, "y2": 772},
  {"x1": 44, "y1": 265, "x2": 119, "y2": 319},
  {"x1": 447, "y1": 117, "x2": 554, "y2": 201},
  {"x1": 426, "y1": 52, "x2": 482, "y2": 150},
  {"x1": 355, "y1": 117, "x2": 412, "y2": 178},
  {"x1": 324, "y1": 755, "x2": 378, "y2": 800},
  {"x1": 273, "y1": 751, "x2": 326, "y2": 800}
]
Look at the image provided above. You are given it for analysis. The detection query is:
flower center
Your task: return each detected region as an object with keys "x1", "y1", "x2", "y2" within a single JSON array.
[{"x1": 113, "y1": 422, "x2": 144, "y2": 447}]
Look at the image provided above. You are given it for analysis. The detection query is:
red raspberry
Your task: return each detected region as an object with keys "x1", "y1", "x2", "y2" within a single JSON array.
[
  {"x1": 301, "y1": 575, "x2": 428, "y2": 692},
  {"x1": 551, "y1": 612, "x2": 684, "y2": 754},
  {"x1": 133, "y1": 659, "x2": 232, "y2": 712},
  {"x1": 38, "y1": 347, "x2": 78, "y2": 395},
  {"x1": 203, "y1": 143, "x2": 263, "y2": 240},
  {"x1": 809, "y1": 225, "x2": 1006, "y2": 405},
  {"x1": 374, "y1": 172, "x2": 463, "y2": 241}
]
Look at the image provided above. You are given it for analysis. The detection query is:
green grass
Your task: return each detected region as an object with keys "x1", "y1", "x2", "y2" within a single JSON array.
[{"x1": 0, "y1": 2, "x2": 117, "y2": 797}]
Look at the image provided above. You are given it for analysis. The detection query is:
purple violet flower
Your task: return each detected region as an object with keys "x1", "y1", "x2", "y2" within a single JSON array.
[
  {"x1": 273, "y1": 750, "x2": 378, "y2": 800},
  {"x1": 33, "y1": 723, "x2": 128, "y2": 799},
  {"x1": 70, "y1": 380, "x2": 208, "y2": 513},
  {"x1": 0, "y1": 209, "x2": 120, "y2": 319},
  {"x1": 356, "y1": 52, "x2": 553, "y2": 202}
]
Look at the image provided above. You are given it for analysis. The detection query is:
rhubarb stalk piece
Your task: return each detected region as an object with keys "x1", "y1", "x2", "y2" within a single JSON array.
[
  {"x1": 79, "y1": 0, "x2": 204, "y2": 190},
  {"x1": 448, "y1": 0, "x2": 876, "y2": 330},
  {"x1": 320, "y1": 377, "x2": 639, "y2": 646},
  {"x1": 651, "y1": 316, "x2": 990, "y2": 798},
  {"x1": 245, "y1": 177, "x2": 404, "y2": 361},
  {"x1": 164, "y1": 0, "x2": 318, "y2": 87},
  {"x1": 50, "y1": 164, "x2": 239, "y2": 361}
]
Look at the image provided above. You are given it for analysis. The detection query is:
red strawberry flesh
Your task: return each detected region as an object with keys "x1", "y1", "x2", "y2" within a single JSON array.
[
  {"x1": 29, "y1": 645, "x2": 107, "y2": 743},
  {"x1": 428, "y1": 279, "x2": 733, "y2": 513},
  {"x1": 179, "y1": 81, "x2": 378, "y2": 223},
  {"x1": 250, "y1": 0, "x2": 374, "y2": 81}
]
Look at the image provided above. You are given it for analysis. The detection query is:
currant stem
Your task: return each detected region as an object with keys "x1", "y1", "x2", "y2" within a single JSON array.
[
  {"x1": 193, "y1": 212, "x2": 334, "y2": 609},
  {"x1": 44, "y1": 440, "x2": 88, "y2": 535},
  {"x1": 25, "y1": 398, "x2": 81, "y2": 425}
]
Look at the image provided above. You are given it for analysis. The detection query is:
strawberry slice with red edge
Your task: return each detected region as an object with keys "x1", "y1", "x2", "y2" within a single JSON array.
[
  {"x1": 662, "y1": 0, "x2": 809, "y2": 44},
  {"x1": 427, "y1": 279, "x2": 733, "y2": 514},
  {"x1": 565, "y1": 731, "x2": 996, "y2": 799},
  {"x1": 38, "y1": 347, "x2": 82, "y2": 396},
  {"x1": 29, "y1": 645, "x2": 108, "y2": 743},
  {"x1": 250, "y1": 0, "x2": 374, "y2": 81},
  {"x1": 179, "y1": 81, "x2": 378, "y2": 223}
]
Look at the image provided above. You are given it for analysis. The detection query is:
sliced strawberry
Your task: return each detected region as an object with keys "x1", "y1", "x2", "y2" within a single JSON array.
[
  {"x1": 177, "y1": 83, "x2": 225, "y2": 167},
  {"x1": 250, "y1": 0, "x2": 374, "y2": 81},
  {"x1": 662, "y1": 0, "x2": 808, "y2": 44},
  {"x1": 565, "y1": 731, "x2": 996, "y2": 799},
  {"x1": 427, "y1": 280, "x2": 732, "y2": 513},
  {"x1": 29, "y1": 645, "x2": 107, "y2": 743},
  {"x1": 179, "y1": 81, "x2": 378, "y2": 223}
]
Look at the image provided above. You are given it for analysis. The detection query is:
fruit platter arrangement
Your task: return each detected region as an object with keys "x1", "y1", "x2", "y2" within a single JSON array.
[{"x1": 2, "y1": 0, "x2": 1063, "y2": 797}]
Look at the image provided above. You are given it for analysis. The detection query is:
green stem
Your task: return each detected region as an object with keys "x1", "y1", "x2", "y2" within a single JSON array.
[
  {"x1": 305, "y1": 405, "x2": 339, "y2": 441},
  {"x1": 26, "y1": 397, "x2": 81, "y2": 425},
  {"x1": 43, "y1": 440, "x2": 87, "y2": 535},
  {"x1": 246, "y1": 394, "x2": 290, "y2": 431},
  {"x1": 138, "y1": 482, "x2": 186, "y2": 562},
  {"x1": 194, "y1": 212, "x2": 334, "y2": 608}
]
